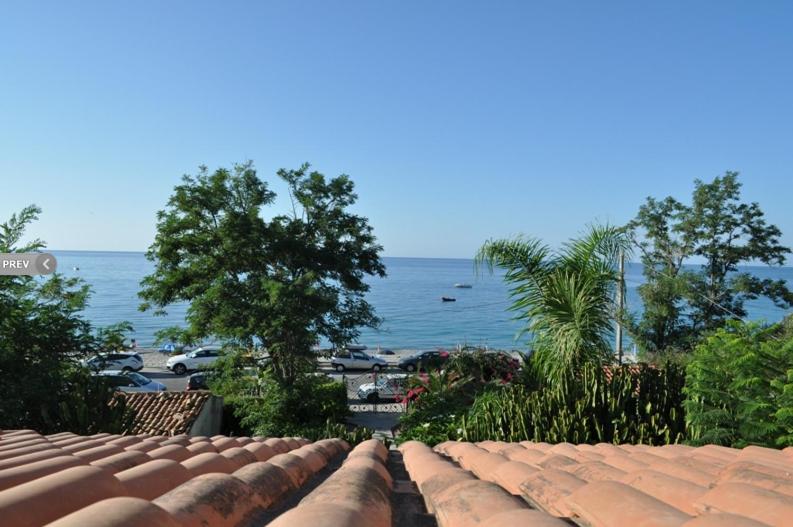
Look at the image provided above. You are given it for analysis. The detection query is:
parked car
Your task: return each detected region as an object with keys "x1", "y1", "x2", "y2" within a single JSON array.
[
  {"x1": 95, "y1": 370, "x2": 167, "y2": 392},
  {"x1": 374, "y1": 348, "x2": 395, "y2": 356},
  {"x1": 356, "y1": 374, "x2": 407, "y2": 402},
  {"x1": 83, "y1": 352, "x2": 143, "y2": 372},
  {"x1": 330, "y1": 350, "x2": 387, "y2": 372},
  {"x1": 397, "y1": 349, "x2": 450, "y2": 372},
  {"x1": 186, "y1": 372, "x2": 209, "y2": 391},
  {"x1": 166, "y1": 345, "x2": 222, "y2": 375}
]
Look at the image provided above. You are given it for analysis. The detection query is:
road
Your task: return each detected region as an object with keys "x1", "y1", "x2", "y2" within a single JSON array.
[{"x1": 140, "y1": 362, "x2": 409, "y2": 392}]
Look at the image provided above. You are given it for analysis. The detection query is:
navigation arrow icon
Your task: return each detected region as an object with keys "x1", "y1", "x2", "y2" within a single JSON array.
[{"x1": 35, "y1": 253, "x2": 57, "y2": 275}]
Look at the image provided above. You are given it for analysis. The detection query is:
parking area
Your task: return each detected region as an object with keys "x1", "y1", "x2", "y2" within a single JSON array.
[{"x1": 136, "y1": 349, "x2": 414, "y2": 396}]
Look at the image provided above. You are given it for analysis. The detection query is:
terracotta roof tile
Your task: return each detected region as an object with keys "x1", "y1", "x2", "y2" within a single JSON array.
[
  {"x1": 153, "y1": 472, "x2": 261, "y2": 527},
  {"x1": 680, "y1": 513, "x2": 772, "y2": 526},
  {"x1": 46, "y1": 497, "x2": 182, "y2": 527},
  {"x1": 89, "y1": 450, "x2": 151, "y2": 474},
  {"x1": 562, "y1": 460, "x2": 627, "y2": 482},
  {"x1": 0, "y1": 455, "x2": 84, "y2": 492},
  {"x1": 519, "y1": 468, "x2": 587, "y2": 517},
  {"x1": 489, "y1": 459, "x2": 540, "y2": 494},
  {"x1": 399, "y1": 440, "x2": 793, "y2": 527},
  {"x1": 121, "y1": 392, "x2": 213, "y2": 436},
  {"x1": 620, "y1": 469, "x2": 708, "y2": 515},
  {"x1": 694, "y1": 481, "x2": 793, "y2": 526},
  {"x1": 566, "y1": 480, "x2": 692, "y2": 526},
  {"x1": 0, "y1": 430, "x2": 354, "y2": 526},
  {"x1": 5, "y1": 429, "x2": 793, "y2": 527},
  {"x1": 0, "y1": 465, "x2": 127, "y2": 527},
  {"x1": 503, "y1": 444, "x2": 546, "y2": 465},
  {"x1": 269, "y1": 439, "x2": 392, "y2": 527}
]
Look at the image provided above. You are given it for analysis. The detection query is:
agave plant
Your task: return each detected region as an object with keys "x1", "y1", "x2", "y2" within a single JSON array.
[{"x1": 476, "y1": 225, "x2": 631, "y2": 383}]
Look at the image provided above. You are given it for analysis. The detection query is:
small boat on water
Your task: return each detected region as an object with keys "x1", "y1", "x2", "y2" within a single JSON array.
[
  {"x1": 454, "y1": 283, "x2": 472, "y2": 288},
  {"x1": 441, "y1": 296, "x2": 456, "y2": 302}
]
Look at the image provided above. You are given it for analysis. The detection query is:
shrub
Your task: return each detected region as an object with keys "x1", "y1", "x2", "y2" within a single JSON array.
[
  {"x1": 396, "y1": 353, "x2": 686, "y2": 446},
  {"x1": 45, "y1": 367, "x2": 135, "y2": 435},
  {"x1": 231, "y1": 372, "x2": 349, "y2": 437},
  {"x1": 447, "y1": 348, "x2": 520, "y2": 384},
  {"x1": 396, "y1": 389, "x2": 469, "y2": 445},
  {"x1": 208, "y1": 353, "x2": 357, "y2": 439},
  {"x1": 299, "y1": 419, "x2": 375, "y2": 446},
  {"x1": 459, "y1": 362, "x2": 686, "y2": 445},
  {"x1": 398, "y1": 364, "x2": 501, "y2": 444},
  {"x1": 684, "y1": 320, "x2": 793, "y2": 448}
]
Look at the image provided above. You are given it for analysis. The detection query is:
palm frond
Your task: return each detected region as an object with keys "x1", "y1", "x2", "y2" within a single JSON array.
[{"x1": 478, "y1": 225, "x2": 626, "y2": 382}]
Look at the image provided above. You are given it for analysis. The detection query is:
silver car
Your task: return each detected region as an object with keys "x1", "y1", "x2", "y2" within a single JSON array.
[{"x1": 330, "y1": 350, "x2": 387, "y2": 372}]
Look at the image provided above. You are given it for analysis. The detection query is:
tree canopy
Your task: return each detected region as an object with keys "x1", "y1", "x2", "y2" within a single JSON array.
[
  {"x1": 0, "y1": 206, "x2": 132, "y2": 433},
  {"x1": 139, "y1": 162, "x2": 385, "y2": 383},
  {"x1": 628, "y1": 172, "x2": 793, "y2": 355}
]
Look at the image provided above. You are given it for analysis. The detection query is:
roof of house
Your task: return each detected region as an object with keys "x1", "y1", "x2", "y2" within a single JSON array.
[
  {"x1": 120, "y1": 391, "x2": 212, "y2": 436},
  {"x1": 0, "y1": 429, "x2": 369, "y2": 527},
  {"x1": 2, "y1": 429, "x2": 793, "y2": 527},
  {"x1": 401, "y1": 439, "x2": 793, "y2": 527}
]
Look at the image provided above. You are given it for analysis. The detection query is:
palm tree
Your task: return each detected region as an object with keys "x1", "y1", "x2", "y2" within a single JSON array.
[{"x1": 476, "y1": 225, "x2": 631, "y2": 383}]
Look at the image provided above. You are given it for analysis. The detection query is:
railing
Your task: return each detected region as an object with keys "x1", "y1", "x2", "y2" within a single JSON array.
[{"x1": 342, "y1": 371, "x2": 406, "y2": 413}]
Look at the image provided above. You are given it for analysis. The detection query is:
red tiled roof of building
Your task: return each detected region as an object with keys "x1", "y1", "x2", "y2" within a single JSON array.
[{"x1": 119, "y1": 391, "x2": 213, "y2": 436}]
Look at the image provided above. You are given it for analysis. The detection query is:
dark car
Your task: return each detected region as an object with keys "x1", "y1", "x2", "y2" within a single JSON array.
[
  {"x1": 397, "y1": 350, "x2": 450, "y2": 372},
  {"x1": 186, "y1": 372, "x2": 209, "y2": 391}
]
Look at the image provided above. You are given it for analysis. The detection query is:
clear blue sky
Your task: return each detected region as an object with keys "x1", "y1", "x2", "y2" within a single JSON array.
[{"x1": 2, "y1": 1, "x2": 792, "y2": 258}]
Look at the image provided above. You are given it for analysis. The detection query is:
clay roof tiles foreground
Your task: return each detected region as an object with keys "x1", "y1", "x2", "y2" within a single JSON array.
[
  {"x1": 4, "y1": 428, "x2": 793, "y2": 527},
  {"x1": 0, "y1": 429, "x2": 359, "y2": 527},
  {"x1": 401, "y1": 440, "x2": 793, "y2": 527}
]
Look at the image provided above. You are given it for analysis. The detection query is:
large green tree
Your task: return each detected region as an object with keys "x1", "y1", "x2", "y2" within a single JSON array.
[
  {"x1": 476, "y1": 225, "x2": 631, "y2": 382},
  {"x1": 139, "y1": 162, "x2": 385, "y2": 383},
  {"x1": 0, "y1": 206, "x2": 133, "y2": 433},
  {"x1": 684, "y1": 318, "x2": 793, "y2": 448},
  {"x1": 628, "y1": 172, "x2": 793, "y2": 355}
]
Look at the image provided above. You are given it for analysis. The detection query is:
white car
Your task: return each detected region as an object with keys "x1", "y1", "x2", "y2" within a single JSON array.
[
  {"x1": 166, "y1": 345, "x2": 222, "y2": 375},
  {"x1": 96, "y1": 370, "x2": 167, "y2": 392},
  {"x1": 330, "y1": 350, "x2": 387, "y2": 372},
  {"x1": 83, "y1": 352, "x2": 143, "y2": 372},
  {"x1": 356, "y1": 374, "x2": 407, "y2": 402}
]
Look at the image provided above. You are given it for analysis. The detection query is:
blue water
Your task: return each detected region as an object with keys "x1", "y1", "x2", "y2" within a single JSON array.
[{"x1": 50, "y1": 251, "x2": 793, "y2": 350}]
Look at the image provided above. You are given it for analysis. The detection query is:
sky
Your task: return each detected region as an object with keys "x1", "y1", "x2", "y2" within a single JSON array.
[{"x1": 1, "y1": 1, "x2": 792, "y2": 258}]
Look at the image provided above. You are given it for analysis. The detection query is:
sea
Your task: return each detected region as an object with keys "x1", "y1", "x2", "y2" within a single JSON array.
[{"x1": 50, "y1": 251, "x2": 793, "y2": 351}]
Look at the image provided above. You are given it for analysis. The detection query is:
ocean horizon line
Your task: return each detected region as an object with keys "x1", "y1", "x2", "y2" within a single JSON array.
[{"x1": 48, "y1": 249, "x2": 793, "y2": 270}]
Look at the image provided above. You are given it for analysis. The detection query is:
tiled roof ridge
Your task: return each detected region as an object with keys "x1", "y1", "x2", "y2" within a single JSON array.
[
  {"x1": 268, "y1": 439, "x2": 392, "y2": 527},
  {"x1": 400, "y1": 439, "x2": 793, "y2": 527},
  {"x1": 0, "y1": 429, "x2": 353, "y2": 526}
]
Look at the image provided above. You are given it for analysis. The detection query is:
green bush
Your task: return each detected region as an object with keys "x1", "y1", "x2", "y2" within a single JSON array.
[
  {"x1": 396, "y1": 390, "x2": 468, "y2": 445},
  {"x1": 684, "y1": 320, "x2": 793, "y2": 448},
  {"x1": 208, "y1": 353, "x2": 355, "y2": 439},
  {"x1": 396, "y1": 357, "x2": 686, "y2": 446},
  {"x1": 459, "y1": 362, "x2": 686, "y2": 445},
  {"x1": 299, "y1": 419, "x2": 375, "y2": 446},
  {"x1": 447, "y1": 348, "x2": 520, "y2": 384},
  {"x1": 42, "y1": 366, "x2": 135, "y2": 435},
  {"x1": 396, "y1": 363, "x2": 488, "y2": 445}
]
